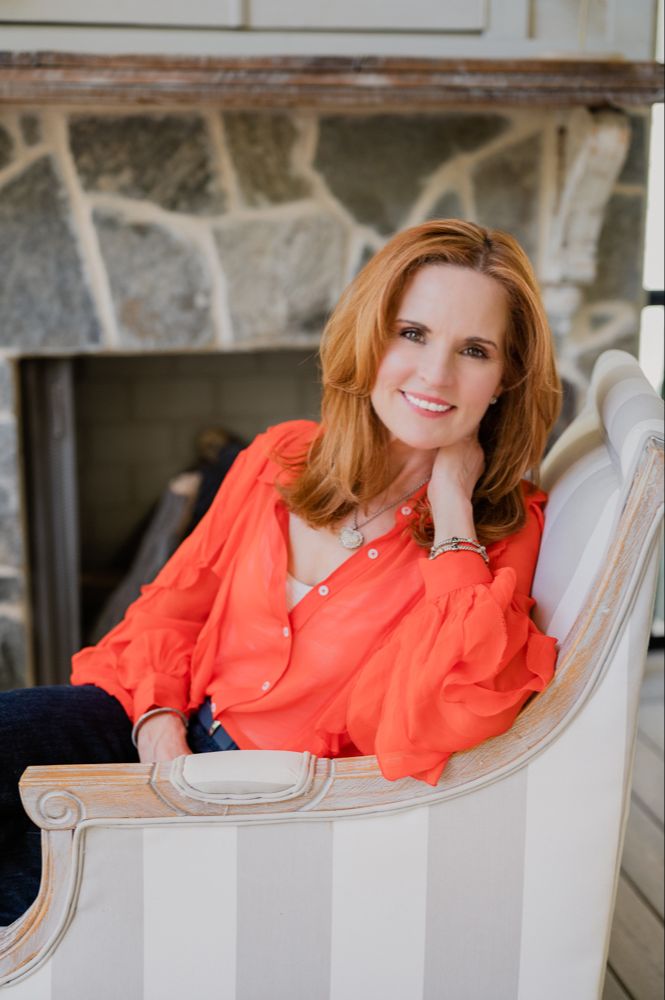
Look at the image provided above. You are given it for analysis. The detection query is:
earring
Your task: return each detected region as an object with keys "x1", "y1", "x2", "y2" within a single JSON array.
[{"x1": 489, "y1": 396, "x2": 498, "y2": 405}]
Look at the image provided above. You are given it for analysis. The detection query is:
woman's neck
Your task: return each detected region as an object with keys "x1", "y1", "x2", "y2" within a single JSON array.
[
  {"x1": 360, "y1": 443, "x2": 435, "y2": 515},
  {"x1": 386, "y1": 442, "x2": 436, "y2": 492}
]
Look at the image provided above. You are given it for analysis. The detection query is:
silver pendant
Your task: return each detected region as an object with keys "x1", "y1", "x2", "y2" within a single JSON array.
[{"x1": 339, "y1": 526, "x2": 364, "y2": 550}]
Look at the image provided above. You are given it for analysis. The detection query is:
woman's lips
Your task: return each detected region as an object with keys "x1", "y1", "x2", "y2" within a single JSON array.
[{"x1": 400, "y1": 390, "x2": 455, "y2": 419}]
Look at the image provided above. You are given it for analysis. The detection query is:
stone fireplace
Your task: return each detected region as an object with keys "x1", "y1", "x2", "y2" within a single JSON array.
[{"x1": 0, "y1": 55, "x2": 661, "y2": 688}]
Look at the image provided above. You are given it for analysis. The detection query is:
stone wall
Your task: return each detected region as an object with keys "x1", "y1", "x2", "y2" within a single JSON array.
[{"x1": 0, "y1": 103, "x2": 650, "y2": 687}]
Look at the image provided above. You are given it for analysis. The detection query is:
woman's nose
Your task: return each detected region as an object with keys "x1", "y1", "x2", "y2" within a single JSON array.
[{"x1": 419, "y1": 345, "x2": 455, "y2": 389}]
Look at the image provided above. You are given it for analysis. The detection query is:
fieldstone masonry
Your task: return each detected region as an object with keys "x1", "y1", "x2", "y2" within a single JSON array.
[
  {"x1": 70, "y1": 115, "x2": 227, "y2": 215},
  {"x1": 0, "y1": 103, "x2": 650, "y2": 687},
  {"x1": 95, "y1": 211, "x2": 215, "y2": 349}
]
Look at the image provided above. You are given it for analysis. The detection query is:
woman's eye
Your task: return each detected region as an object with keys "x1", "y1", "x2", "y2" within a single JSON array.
[
  {"x1": 400, "y1": 328, "x2": 425, "y2": 343},
  {"x1": 462, "y1": 345, "x2": 488, "y2": 359}
]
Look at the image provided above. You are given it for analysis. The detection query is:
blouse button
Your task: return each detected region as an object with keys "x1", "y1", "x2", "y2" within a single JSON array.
[
  {"x1": 318, "y1": 585, "x2": 329, "y2": 596},
  {"x1": 368, "y1": 548, "x2": 379, "y2": 560},
  {"x1": 282, "y1": 626, "x2": 290, "y2": 638},
  {"x1": 261, "y1": 681, "x2": 271, "y2": 691},
  {"x1": 401, "y1": 506, "x2": 412, "y2": 516}
]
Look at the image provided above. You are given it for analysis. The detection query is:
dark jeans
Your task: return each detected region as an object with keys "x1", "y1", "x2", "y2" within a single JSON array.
[{"x1": 0, "y1": 684, "x2": 232, "y2": 926}]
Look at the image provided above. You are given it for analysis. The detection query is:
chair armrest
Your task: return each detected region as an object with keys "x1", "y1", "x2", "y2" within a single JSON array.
[{"x1": 18, "y1": 750, "x2": 331, "y2": 828}]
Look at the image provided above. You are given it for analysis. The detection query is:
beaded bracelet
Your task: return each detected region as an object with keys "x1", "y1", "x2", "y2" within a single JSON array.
[
  {"x1": 131, "y1": 706, "x2": 189, "y2": 749},
  {"x1": 429, "y1": 536, "x2": 489, "y2": 565}
]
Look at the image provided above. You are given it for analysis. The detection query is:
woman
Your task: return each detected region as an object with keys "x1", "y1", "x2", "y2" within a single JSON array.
[{"x1": 0, "y1": 219, "x2": 560, "y2": 923}]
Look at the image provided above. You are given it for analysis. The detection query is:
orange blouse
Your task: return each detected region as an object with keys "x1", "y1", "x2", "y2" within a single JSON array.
[{"x1": 71, "y1": 420, "x2": 558, "y2": 785}]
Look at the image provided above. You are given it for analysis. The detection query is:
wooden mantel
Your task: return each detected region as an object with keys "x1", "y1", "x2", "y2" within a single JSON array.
[{"x1": 0, "y1": 53, "x2": 662, "y2": 108}]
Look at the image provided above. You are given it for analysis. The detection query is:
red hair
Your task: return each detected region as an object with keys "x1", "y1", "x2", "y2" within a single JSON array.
[{"x1": 280, "y1": 219, "x2": 562, "y2": 545}]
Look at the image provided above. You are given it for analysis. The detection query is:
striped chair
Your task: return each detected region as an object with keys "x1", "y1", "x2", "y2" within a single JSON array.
[{"x1": 1, "y1": 350, "x2": 662, "y2": 1000}]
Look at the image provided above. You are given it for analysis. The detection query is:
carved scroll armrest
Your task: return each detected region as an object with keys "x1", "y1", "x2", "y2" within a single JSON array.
[
  {"x1": 18, "y1": 751, "x2": 338, "y2": 827},
  {"x1": 1, "y1": 751, "x2": 335, "y2": 982}
]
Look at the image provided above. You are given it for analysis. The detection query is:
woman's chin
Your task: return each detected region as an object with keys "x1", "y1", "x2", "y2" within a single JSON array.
[{"x1": 387, "y1": 431, "x2": 450, "y2": 454}]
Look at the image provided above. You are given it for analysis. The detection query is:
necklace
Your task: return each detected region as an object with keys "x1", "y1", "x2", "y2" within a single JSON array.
[{"x1": 338, "y1": 476, "x2": 430, "y2": 550}]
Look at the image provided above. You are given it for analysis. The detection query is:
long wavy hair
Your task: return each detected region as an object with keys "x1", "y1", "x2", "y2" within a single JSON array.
[{"x1": 279, "y1": 219, "x2": 562, "y2": 546}]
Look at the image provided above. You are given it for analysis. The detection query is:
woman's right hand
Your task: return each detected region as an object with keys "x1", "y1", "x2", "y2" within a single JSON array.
[
  {"x1": 136, "y1": 713, "x2": 192, "y2": 763},
  {"x1": 427, "y1": 434, "x2": 485, "y2": 543}
]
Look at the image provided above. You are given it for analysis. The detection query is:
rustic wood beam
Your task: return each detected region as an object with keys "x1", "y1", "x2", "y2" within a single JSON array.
[{"x1": 0, "y1": 53, "x2": 662, "y2": 107}]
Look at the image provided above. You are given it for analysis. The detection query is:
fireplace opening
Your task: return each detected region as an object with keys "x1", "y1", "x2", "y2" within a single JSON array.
[{"x1": 19, "y1": 350, "x2": 321, "y2": 686}]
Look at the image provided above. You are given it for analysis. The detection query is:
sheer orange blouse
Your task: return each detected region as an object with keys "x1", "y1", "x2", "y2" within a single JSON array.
[{"x1": 71, "y1": 420, "x2": 558, "y2": 785}]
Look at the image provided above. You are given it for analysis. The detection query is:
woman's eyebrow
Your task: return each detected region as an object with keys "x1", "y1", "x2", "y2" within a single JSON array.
[
  {"x1": 396, "y1": 319, "x2": 498, "y2": 350},
  {"x1": 396, "y1": 317, "x2": 429, "y2": 329},
  {"x1": 461, "y1": 336, "x2": 499, "y2": 350}
]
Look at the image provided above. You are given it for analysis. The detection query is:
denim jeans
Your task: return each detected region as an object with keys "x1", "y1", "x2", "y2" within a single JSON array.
[{"x1": 0, "y1": 684, "x2": 233, "y2": 925}]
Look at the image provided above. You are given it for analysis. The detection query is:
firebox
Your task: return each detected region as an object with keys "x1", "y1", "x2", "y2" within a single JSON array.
[{"x1": 19, "y1": 350, "x2": 320, "y2": 685}]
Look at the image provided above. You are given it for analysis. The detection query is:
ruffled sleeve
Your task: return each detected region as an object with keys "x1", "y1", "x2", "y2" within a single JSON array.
[
  {"x1": 318, "y1": 487, "x2": 558, "y2": 785},
  {"x1": 71, "y1": 561, "x2": 224, "y2": 720},
  {"x1": 71, "y1": 422, "x2": 312, "y2": 721}
]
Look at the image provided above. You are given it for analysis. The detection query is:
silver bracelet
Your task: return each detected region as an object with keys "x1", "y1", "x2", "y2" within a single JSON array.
[
  {"x1": 131, "y1": 706, "x2": 189, "y2": 749},
  {"x1": 429, "y1": 536, "x2": 489, "y2": 565}
]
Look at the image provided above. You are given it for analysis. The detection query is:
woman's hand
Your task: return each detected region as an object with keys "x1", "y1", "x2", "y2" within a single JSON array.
[
  {"x1": 428, "y1": 434, "x2": 485, "y2": 544},
  {"x1": 136, "y1": 712, "x2": 192, "y2": 763}
]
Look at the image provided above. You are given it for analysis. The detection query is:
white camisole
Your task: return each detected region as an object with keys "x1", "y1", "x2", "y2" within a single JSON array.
[{"x1": 286, "y1": 572, "x2": 314, "y2": 611}]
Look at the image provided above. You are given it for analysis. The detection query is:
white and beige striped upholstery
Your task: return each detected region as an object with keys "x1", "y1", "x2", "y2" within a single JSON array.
[{"x1": 1, "y1": 350, "x2": 662, "y2": 1000}]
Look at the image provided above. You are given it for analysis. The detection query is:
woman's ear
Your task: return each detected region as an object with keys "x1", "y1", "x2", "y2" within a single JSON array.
[{"x1": 489, "y1": 382, "x2": 504, "y2": 405}]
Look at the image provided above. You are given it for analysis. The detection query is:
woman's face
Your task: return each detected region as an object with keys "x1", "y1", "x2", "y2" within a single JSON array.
[{"x1": 370, "y1": 264, "x2": 507, "y2": 457}]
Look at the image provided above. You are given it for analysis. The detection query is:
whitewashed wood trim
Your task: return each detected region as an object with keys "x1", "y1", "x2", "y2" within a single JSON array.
[
  {"x1": 247, "y1": 0, "x2": 486, "y2": 31},
  {"x1": 485, "y1": 0, "x2": 530, "y2": 39},
  {"x1": 606, "y1": 0, "x2": 660, "y2": 59},
  {"x1": 0, "y1": 0, "x2": 656, "y2": 58},
  {"x1": 0, "y1": 831, "x2": 74, "y2": 989},
  {"x1": 0, "y1": 0, "x2": 244, "y2": 27},
  {"x1": 0, "y1": 25, "x2": 660, "y2": 60}
]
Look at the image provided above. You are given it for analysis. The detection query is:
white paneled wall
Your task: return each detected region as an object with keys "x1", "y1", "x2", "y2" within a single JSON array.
[
  {"x1": 247, "y1": 0, "x2": 487, "y2": 31},
  {"x1": 0, "y1": 0, "x2": 659, "y2": 58}
]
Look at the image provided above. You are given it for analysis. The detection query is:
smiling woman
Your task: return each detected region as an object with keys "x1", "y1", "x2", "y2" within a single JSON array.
[
  {"x1": 371, "y1": 265, "x2": 507, "y2": 554},
  {"x1": 1, "y1": 219, "x2": 562, "y2": 925},
  {"x1": 285, "y1": 219, "x2": 561, "y2": 548}
]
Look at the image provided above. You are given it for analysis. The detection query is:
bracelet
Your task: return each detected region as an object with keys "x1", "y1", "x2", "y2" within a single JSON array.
[
  {"x1": 131, "y1": 707, "x2": 189, "y2": 749},
  {"x1": 429, "y1": 536, "x2": 489, "y2": 565}
]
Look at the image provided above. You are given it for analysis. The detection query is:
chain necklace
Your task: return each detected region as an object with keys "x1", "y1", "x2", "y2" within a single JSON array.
[{"x1": 338, "y1": 476, "x2": 430, "y2": 550}]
